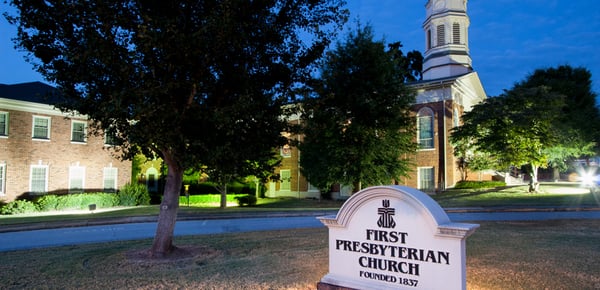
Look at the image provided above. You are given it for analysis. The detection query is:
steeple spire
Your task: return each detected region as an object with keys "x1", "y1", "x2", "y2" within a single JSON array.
[{"x1": 422, "y1": 0, "x2": 472, "y2": 80}]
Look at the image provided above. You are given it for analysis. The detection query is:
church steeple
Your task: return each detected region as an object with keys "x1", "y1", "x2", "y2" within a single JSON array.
[{"x1": 422, "y1": 0, "x2": 472, "y2": 80}]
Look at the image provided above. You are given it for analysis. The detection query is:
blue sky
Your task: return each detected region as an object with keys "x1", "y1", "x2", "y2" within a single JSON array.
[{"x1": 1, "y1": 0, "x2": 599, "y2": 97}]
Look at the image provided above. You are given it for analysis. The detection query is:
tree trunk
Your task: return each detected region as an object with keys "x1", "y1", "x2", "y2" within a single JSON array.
[
  {"x1": 528, "y1": 164, "x2": 540, "y2": 193},
  {"x1": 220, "y1": 183, "x2": 228, "y2": 209},
  {"x1": 150, "y1": 150, "x2": 183, "y2": 258}
]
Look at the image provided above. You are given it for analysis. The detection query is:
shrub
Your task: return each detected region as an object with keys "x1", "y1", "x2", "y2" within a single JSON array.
[
  {"x1": 0, "y1": 200, "x2": 38, "y2": 215},
  {"x1": 83, "y1": 193, "x2": 118, "y2": 208},
  {"x1": 234, "y1": 194, "x2": 257, "y2": 207},
  {"x1": 454, "y1": 180, "x2": 506, "y2": 189},
  {"x1": 179, "y1": 194, "x2": 248, "y2": 206},
  {"x1": 183, "y1": 181, "x2": 255, "y2": 195},
  {"x1": 118, "y1": 183, "x2": 151, "y2": 206},
  {"x1": 51, "y1": 193, "x2": 118, "y2": 210},
  {"x1": 36, "y1": 194, "x2": 60, "y2": 211}
]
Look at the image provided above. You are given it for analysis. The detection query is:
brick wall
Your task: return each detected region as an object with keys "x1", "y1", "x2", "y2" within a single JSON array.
[
  {"x1": 403, "y1": 100, "x2": 461, "y2": 191},
  {"x1": 0, "y1": 106, "x2": 131, "y2": 201}
]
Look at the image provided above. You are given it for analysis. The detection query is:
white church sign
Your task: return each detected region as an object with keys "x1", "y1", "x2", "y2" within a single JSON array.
[{"x1": 317, "y1": 186, "x2": 479, "y2": 290}]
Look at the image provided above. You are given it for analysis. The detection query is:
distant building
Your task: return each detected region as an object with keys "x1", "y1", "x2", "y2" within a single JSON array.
[
  {"x1": 0, "y1": 82, "x2": 131, "y2": 202},
  {"x1": 267, "y1": 0, "x2": 487, "y2": 198},
  {"x1": 266, "y1": 113, "x2": 321, "y2": 199},
  {"x1": 134, "y1": 155, "x2": 163, "y2": 194}
]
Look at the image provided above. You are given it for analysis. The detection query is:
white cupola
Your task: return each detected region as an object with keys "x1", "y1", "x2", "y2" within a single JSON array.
[{"x1": 422, "y1": 0, "x2": 473, "y2": 80}]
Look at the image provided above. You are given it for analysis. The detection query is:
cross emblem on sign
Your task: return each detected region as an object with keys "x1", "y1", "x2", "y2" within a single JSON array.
[{"x1": 377, "y1": 199, "x2": 396, "y2": 229}]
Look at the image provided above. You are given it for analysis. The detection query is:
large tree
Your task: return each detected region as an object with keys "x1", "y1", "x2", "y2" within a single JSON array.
[
  {"x1": 514, "y1": 65, "x2": 599, "y2": 178},
  {"x1": 515, "y1": 66, "x2": 600, "y2": 144},
  {"x1": 451, "y1": 87, "x2": 564, "y2": 191},
  {"x1": 299, "y1": 25, "x2": 417, "y2": 192},
  {"x1": 6, "y1": 0, "x2": 348, "y2": 257},
  {"x1": 451, "y1": 65, "x2": 598, "y2": 191}
]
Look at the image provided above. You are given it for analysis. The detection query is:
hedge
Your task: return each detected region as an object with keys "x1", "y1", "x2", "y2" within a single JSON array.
[
  {"x1": 1, "y1": 183, "x2": 151, "y2": 215},
  {"x1": 453, "y1": 180, "x2": 506, "y2": 189}
]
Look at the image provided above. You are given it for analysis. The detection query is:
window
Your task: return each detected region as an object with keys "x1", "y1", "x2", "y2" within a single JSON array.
[
  {"x1": 437, "y1": 24, "x2": 445, "y2": 46},
  {"x1": 145, "y1": 167, "x2": 159, "y2": 192},
  {"x1": 32, "y1": 116, "x2": 51, "y2": 139},
  {"x1": 0, "y1": 112, "x2": 8, "y2": 136},
  {"x1": 427, "y1": 29, "x2": 432, "y2": 50},
  {"x1": 30, "y1": 165, "x2": 48, "y2": 193},
  {"x1": 453, "y1": 22, "x2": 461, "y2": 44},
  {"x1": 69, "y1": 166, "x2": 85, "y2": 193},
  {"x1": 417, "y1": 108, "x2": 434, "y2": 149},
  {"x1": 280, "y1": 170, "x2": 291, "y2": 191},
  {"x1": 103, "y1": 167, "x2": 118, "y2": 192},
  {"x1": 281, "y1": 144, "x2": 292, "y2": 158},
  {"x1": 105, "y1": 133, "x2": 117, "y2": 145},
  {"x1": 419, "y1": 167, "x2": 435, "y2": 191},
  {"x1": 0, "y1": 163, "x2": 6, "y2": 195},
  {"x1": 71, "y1": 121, "x2": 87, "y2": 143},
  {"x1": 453, "y1": 108, "x2": 460, "y2": 128},
  {"x1": 104, "y1": 127, "x2": 119, "y2": 146}
]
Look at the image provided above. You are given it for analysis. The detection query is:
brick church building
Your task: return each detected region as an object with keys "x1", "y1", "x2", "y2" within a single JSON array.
[{"x1": 267, "y1": 0, "x2": 487, "y2": 198}]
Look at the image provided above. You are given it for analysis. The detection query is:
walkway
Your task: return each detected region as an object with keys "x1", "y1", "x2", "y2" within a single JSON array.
[{"x1": 1, "y1": 209, "x2": 599, "y2": 252}]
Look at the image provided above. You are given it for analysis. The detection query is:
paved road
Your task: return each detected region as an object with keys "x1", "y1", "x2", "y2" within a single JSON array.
[{"x1": 1, "y1": 210, "x2": 599, "y2": 252}]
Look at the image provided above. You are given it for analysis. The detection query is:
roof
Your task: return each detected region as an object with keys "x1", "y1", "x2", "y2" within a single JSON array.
[
  {"x1": 407, "y1": 72, "x2": 472, "y2": 88},
  {"x1": 0, "y1": 81, "x2": 62, "y2": 105}
]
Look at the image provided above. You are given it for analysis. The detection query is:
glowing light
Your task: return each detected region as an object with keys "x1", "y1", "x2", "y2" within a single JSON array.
[{"x1": 578, "y1": 168, "x2": 598, "y2": 187}]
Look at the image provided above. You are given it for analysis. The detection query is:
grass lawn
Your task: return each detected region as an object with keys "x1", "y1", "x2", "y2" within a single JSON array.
[
  {"x1": 433, "y1": 183, "x2": 599, "y2": 208},
  {"x1": 0, "y1": 219, "x2": 598, "y2": 289}
]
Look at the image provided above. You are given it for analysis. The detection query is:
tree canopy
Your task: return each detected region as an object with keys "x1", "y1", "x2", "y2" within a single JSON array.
[
  {"x1": 299, "y1": 25, "x2": 418, "y2": 191},
  {"x1": 514, "y1": 65, "x2": 600, "y2": 175},
  {"x1": 6, "y1": 0, "x2": 348, "y2": 257},
  {"x1": 451, "y1": 65, "x2": 598, "y2": 191}
]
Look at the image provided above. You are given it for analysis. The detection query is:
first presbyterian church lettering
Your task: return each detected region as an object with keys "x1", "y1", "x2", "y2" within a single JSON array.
[{"x1": 333, "y1": 200, "x2": 451, "y2": 280}]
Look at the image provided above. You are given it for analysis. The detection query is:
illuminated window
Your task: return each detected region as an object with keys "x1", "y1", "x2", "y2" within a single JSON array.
[
  {"x1": 32, "y1": 116, "x2": 51, "y2": 139},
  {"x1": 281, "y1": 144, "x2": 292, "y2": 158},
  {"x1": 69, "y1": 166, "x2": 85, "y2": 193},
  {"x1": 0, "y1": 112, "x2": 8, "y2": 136},
  {"x1": 453, "y1": 108, "x2": 460, "y2": 127},
  {"x1": 30, "y1": 165, "x2": 48, "y2": 193},
  {"x1": 0, "y1": 163, "x2": 6, "y2": 195},
  {"x1": 419, "y1": 167, "x2": 435, "y2": 191},
  {"x1": 71, "y1": 120, "x2": 87, "y2": 143},
  {"x1": 103, "y1": 167, "x2": 118, "y2": 192},
  {"x1": 417, "y1": 108, "x2": 434, "y2": 149},
  {"x1": 280, "y1": 170, "x2": 291, "y2": 191}
]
